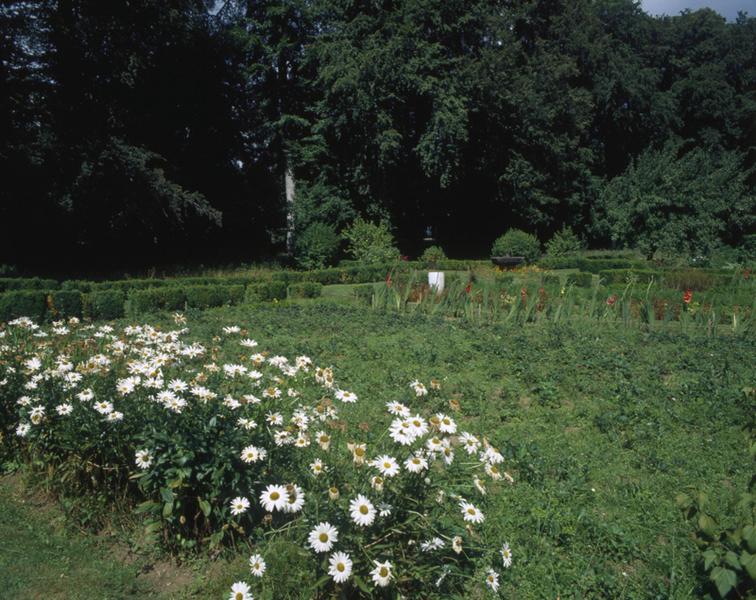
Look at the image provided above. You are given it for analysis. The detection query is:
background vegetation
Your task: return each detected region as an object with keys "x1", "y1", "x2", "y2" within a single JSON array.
[{"x1": 1, "y1": 1, "x2": 754, "y2": 273}]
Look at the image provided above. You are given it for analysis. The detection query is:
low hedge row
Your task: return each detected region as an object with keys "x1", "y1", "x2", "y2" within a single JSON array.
[
  {"x1": 599, "y1": 269, "x2": 661, "y2": 284},
  {"x1": 565, "y1": 272, "x2": 594, "y2": 288},
  {"x1": 0, "y1": 291, "x2": 48, "y2": 321},
  {"x1": 245, "y1": 281, "x2": 288, "y2": 302},
  {"x1": 84, "y1": 290, "x2": 126, "y2": 320},
  {"x1": 287, "y1": 282, "x2": 323, "y2": 299},
  {"x1": 0, "y1": 277, "x2": 59, "y2": 292},
  {"x1": 537, "y1": 256, "x2": 649, "y2": 273}
]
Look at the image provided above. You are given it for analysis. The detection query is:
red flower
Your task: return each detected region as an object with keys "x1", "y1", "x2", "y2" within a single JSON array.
[
  {"x1": 606, "y1": 295, "x2": 617, "y2": 306},
  {"x1": 386, "y1": 272, "x2": 392, "y2": 288},
  {"x1": 744, "y1": 268, "x2": 751, "y2": 280},
  {"x1": 465, "y1": 281, "x2": 472, "y2": 294},
  {"x1": 520, "y1": 287, "x2": 527, "y2": 305},
  {"x1": 401, "y1": 255, "x2": 409, "y2": 262},
  {"x1": 683, "y1": 289, "x2": 693, "y2": 304}
]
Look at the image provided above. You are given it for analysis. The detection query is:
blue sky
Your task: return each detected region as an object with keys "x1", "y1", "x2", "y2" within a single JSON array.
[{"x1": 641, "y1": 0, "x2": 754, "y2": 20}]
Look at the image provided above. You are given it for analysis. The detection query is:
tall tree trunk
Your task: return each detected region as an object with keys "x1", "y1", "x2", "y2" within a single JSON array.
[{"x1": 285, "y1": 157, "x2": 295, "y2": 256}]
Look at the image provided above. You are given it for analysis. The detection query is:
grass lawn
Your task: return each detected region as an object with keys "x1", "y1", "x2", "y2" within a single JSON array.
[{"x1": 2, "y1": 302, "x2": 754, "y2": 598}]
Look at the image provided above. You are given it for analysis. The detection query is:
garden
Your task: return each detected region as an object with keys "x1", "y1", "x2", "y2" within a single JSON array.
[{"x1": 1, "y1": 226, "x2": 754, "y2": 599}]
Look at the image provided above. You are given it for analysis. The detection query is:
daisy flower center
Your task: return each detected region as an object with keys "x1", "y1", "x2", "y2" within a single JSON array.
[
  {"x1": 337, "y1": 563, "x2": 345, "y2": 572},
  {"x1": 383, "y1": 462, "x2": 391, "y2": 468},
  {"x1": 379, "y1": 567, "x2": 389, "y2": 577},
  {"x1": 270, "y1": 492, "x2": 280, "y2": 500},
  {"x1": 235, "y1": 593, "x2": 244, "y2": 600},
  {"x1": 355, "y1": 448, "x2": 365, "y2": 456},
  {"x1": 467, "y1": 508, "x2": 476, "y2": 515},
  {"x1": 319, "y1": 533, "x2": 329, "y2": 542},
  {"x1": 359, "y1": 505, "x2": 369, "y2": 514}
]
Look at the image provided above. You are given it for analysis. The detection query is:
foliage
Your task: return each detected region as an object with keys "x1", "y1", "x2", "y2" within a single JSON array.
[
  {"x1": 676, "y1": 411, "x2": 755, "y2": 599},
  {"x1": 82, "y1": 291, "x2": 126, "y2": 320},
  {"x1": 420, "y1": 246, "x2": 447, "y2": 267},
  {"x1": 0, "y1": 278, "x2": 59, "y2": 292},
  {"x1": 125, "y1": 287, "x2": 187, "y2": 317},
  {"x1": 341, "y1": 218, "x2": 400, "y2": 265},
  {"x1": 244, "y1": 282, "x2": 288, "y2": 303},
  {"x1": 287, "y1": 282, "x2": 322, "y2": 299},
  {"x1": 545, "y1": 227, "x2": 584, "y2": 256},
  {"x1": 47, "y1": 291, "x2": 83, "y2": 319},
  {"x1": 294, "y1": 222, "x2": 341, "y2": 270},
  {"x1": 598, "y1": 144, "x2": 755, "y2": 260},
  {"x1": 0, "y1": 291, "x2": 47, "y2": 322},
  {"x1": 491, "y1": 230, "x2": 541, "y2": 263},
  {"x1": 184, "y1": 285, "x2": 245, "y2": 310}
]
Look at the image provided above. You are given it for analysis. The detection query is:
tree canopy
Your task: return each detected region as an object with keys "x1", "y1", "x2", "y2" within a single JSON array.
[{"x1": 1, "y1": 0, "x2": 753, "y2": 271}]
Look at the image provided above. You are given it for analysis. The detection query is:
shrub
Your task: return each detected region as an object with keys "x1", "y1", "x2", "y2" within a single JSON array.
[
  {"x1": 83, "y1": 290, "x2": 126, "y2": 320},
  {"x1": 598, "y1": 269, "x2": 660, "y2": 284},
  {"x1": 0, "y1": 277, "x2": 59, "y2": 292},
  {"x1": 47, "y1": 291, "x2": 83, "y2": 319},
  {"x1": 245, "y1": 282, "x2": 288, "y2": 302},
  {"x1": 126, "y1": 287, "x2": 186, "y2": 316},
  {"x1": 537, "y1": 255, "x2": 581, "y2": 269},
  {"x1": 0, "y1": 291, "x2": 47, "y2": 322},
  {"x1": 342, "y1": 217, "x2": 400, "y2": 264},
  {"x1": 662, "y1": 270, "x2": 732, "y2": 291},
  {"x1": 61, "y1": 280, "x2": 95, "y2": 293},
  {"x1": 419, "y1": 245, "x2": 447, "y2": 267},
  {"x1": 96, "y1": 279, "x2": 168, "y2": 292},
  {"x1": 288, "y1": 282, "x2": 323, "y2": 299},
  {"x1": 295, "y1": 222, "x2": 341, "y2": 269},
  {"x1": 564, "y1": 272, "x2": 594, "y2": 288},
  {"x1": 545, "y1": 226, "x2": 583, "y2": 256},
  {"x1": 184, "y1": 285, "x2": 245, "y2": 309},
  {"x1": 491, "y1": 230, "x2": 541, "y2": 263}
]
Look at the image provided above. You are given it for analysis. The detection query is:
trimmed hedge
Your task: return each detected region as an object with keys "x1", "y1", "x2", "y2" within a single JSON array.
[
  {"x1": 288, "y1": 282, "x2": 323, "y2": 299},
  {"x1": 564, "y1": 272, "x2": 594, "y2": 288},
  {"x1": 61, "y1": 280, "x2": 95, "y2": 293},
  {"x1": 83, "y1": 290, "x2": 126, "y2": 320},
  {"x1": 126, "y1": 287, "x2": 187, "y2": 317},
  {"x1": 47, "y1": 290, "x2": 83, "y2": 319},
  {"x1": 599, "y1": 269, "x2": 661, "y2": 284},
  {"x1": 576, "y1": 258, "x2": 636, "y2": 273},
  {"x1": 0, "y1": 290, "x2": 47, "y2": 322},
  {"x1": 245, "y1": 281, "x2": 288, "y2": 302},
  {"x1": 97, "y1": 279, "x2": 170, "y2": 292},
  {"x1": 661, "y1": 270, "x2": 733, "y2": 291},
  {"x1": 0, "y1": 277, "x2": 59, "y2": 292},
  {"x1": 184, "y1": 285, "x2": 245, "y2": 309}
]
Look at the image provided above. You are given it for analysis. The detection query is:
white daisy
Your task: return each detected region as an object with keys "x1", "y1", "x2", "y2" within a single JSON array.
[
  {"x1": 371, "y1": 454, "x2": 400, "y2": 477},
  {"x1": 308, "y1": 522, "x2": 338, "y2": 553},
  {"x1": 282, "y1": 484, "x2": 305, "y2": 513},
  {"x1": 55, "y1": 403, "x2": 73, "y2": 416},
  {"x1": 421, "y1": 537, "x2": 445, "y2": 552},
  {"x1": 349, "y1": 494, "x2": 376, "y2": 527},
  {"x1": 240, "y1": 338, "x2": 258, "y2": 348},
  {"x1": 485, "y1": 568, "x2": 500, "y2": 592},
  {"x1": 259, "y1": 484, "x2": 288, "y2": 512},
  {"x1": 459, "y1": 500, "x2": 485, "y2": 524},
  {"x1": 240, "y1": 445, "x2": 267, "y2": 464},
  {"x1": 309, "y1": 459, "x2": 326, "y2": 476},
  {"x1": 500, "y1": 542, "x2": 513, "y2": 568},
  {"x1": 370, "y1": 560, "x2": 393, "y2": 587},
  {"x1": 248, "y1": 553, "x2": 266, "y2": 577},
  {"x1": 386, "y1": 401, "x2": 411, "y2": 417},
  {"x1": 230, "y1": 496, "x2": 251, "y2": 516},
  {"x1": 459, "y1": 432, "x2": 481, "y2": 454},
  {"x1": 229, "y1": 581, "x2": 252, "y2": 600},
  {"x1": 16, "y1": 422, "x2": 30, "y2": 437},
  {"x1": 135, "y1": 449, "x2": 152, "y2": 469},
  {"x1": 404, "y1": 453, "x2": 429, "y2": 473},
  {"x1": 328, "y1": 552, "x2": 353, "y2": 584}
]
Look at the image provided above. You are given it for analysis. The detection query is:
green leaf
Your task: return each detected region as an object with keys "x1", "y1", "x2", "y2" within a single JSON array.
[
  {"x1": 198, "y1": 498, "x2": 212, "y2": 517},
  {"x1": 134, "y1": 500, "x2": 159, "y2": 515},
  {"x1": 743, "y1": 525, "x2": 756, "y2": 553},
  {"x1": 162, "y1": 501, "x2": 173, "y2": 518},
  {"x1": 698, "y1": 513, "x2": 718, "y2": 538},
  {"x1": 740, "y1": 551, "x2": 756, "y2": 579},
  {"x1": 703, "y1": 549, "x2": 719, "y2": 571},
  {"x1": 724, "y1": 551, "x2": 741, "y2": 570},
  {"x1": 676, "y1": 493, "x2": 693, "y2": 510},
  {"x1": 710, "y1": 566, "x2": 736, "y2": 598},
  {"x1": 160, "y1": 487, "x2": 174, "y2": 503},
  {"x1": 353, "y1": 574, "x2": 371, "y2": 594}
]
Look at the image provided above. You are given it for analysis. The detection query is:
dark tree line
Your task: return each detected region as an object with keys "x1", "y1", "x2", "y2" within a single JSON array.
[{"x1": 1, "y1": 0, "x2": 754, "y2": 272}]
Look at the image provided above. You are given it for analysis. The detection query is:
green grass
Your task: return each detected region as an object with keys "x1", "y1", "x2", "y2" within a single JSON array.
[{"x1": 3, "y1": 302, "x2": 754, "y2": 598}]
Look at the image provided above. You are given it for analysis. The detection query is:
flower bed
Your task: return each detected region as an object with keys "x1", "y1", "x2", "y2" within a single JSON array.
[{"x1": 1, "y1": 316, "x2": 512, "y2": 597}]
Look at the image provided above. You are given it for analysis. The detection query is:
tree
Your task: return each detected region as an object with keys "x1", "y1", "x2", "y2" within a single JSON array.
[{"x1": 598, "y1": 143, "x2": 755, "y2": 259}]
